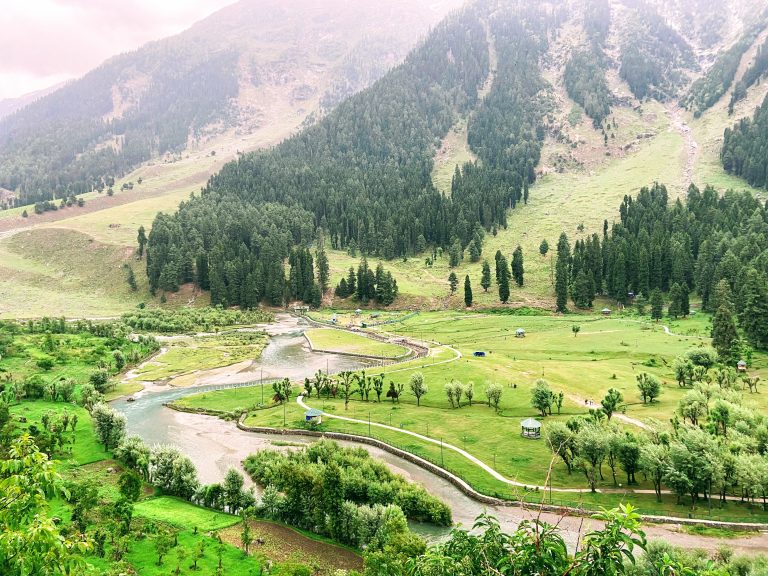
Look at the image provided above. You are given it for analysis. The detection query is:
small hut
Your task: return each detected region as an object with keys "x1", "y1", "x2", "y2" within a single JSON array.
[
  {"x1": 293, "y1": 305, "x2": 309, "y2": 316},
  {"x1": 305, "y1": 408, "x2": 323, "y2": 424},
  {"x1": 521, "y1": 418, "x2": 541, "y2": 439},
  {"x1": 601, "y1": 308, "x2": 612, "y2": 316},
  {"x1": 515, "y1": 328, "x2": 526, "y2": 338},
  {"x1": 737, "y1": 360, "x2": 748, "y2": 373}
]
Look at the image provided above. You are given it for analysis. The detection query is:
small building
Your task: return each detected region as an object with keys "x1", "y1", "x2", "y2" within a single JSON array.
[
  {"x1": 293, "y1": 305, "x2": 309, "y2": 316},
  {"x1": 521, "y1": 418, "x2": 541, "y2": 439},
  {"x1": 355, "y1": 309, "x2": 362, "y2": 316},
  {"x1": 737, "y1": 360, "x2": 748, "y2": 373},
  {"x1": 515, "y1": 328, "x2": 526, "y2": 338},
  {"x1": 305, "y1": 408, "x2": 323, "y2": 424},
  {"x1": 473, "y1": 351, "x2": 486, "y2": 357},
  {"x1": 601, "y1": 308, "x2": 612, "y2": 316}
]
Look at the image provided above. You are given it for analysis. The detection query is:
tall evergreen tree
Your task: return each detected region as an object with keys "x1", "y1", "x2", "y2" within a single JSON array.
[
  {"x1": 464, "y1": 275, "x2": 473, "y2": 307},
  {"x1": 136, "y1": 226, "x2": 147, "y2": 260},
  {"x1": 511, "y1": 246, "x2": 524, "y2": 287},
  {"x1": 316, "y1": 248, "x2": 330, "y2": 293},
  {"x1": 497, "y1": 256, "x2": 510, "y2": 303},
  {"x1": 572, "y1": 269, "x2": 593, "y2": 309},
  {"x1": 448, "y1": 272, "x2": 458, "y2": 294},
  {"x1": 650, "y1": 289, "x2": 664, "y2": 321},
  {"x1": 480, "y1": 260, "x2": 491, "y2": 292},
  {"x1": 555, "y1": 233, "x2": 571, "y2": 313},
  {"x1": 712, "y1": 304, "x2": 740, "y2": 363},
  {"x1": 739, "y1": 268, "x2": 768, "y2": 348}
]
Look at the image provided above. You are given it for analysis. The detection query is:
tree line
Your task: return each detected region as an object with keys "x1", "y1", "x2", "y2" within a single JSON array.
[
  {"x1": 722, "y1": 93, "x2": 768, "y2": 187},
  {"x1": 553, "y1": 183, "x2": 768, "y2": 355}
]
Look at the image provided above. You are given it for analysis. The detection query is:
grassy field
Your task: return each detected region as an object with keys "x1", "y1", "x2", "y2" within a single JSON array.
[
  {"x1": 181, "y1": 310, "x2": 768, "y2": 522},
  {"x1": 0, "y1": 228, "x2": 148, "y2": 318},
  {"x1": 305, "y1": 328, "x2": 409, "y2": 358}
]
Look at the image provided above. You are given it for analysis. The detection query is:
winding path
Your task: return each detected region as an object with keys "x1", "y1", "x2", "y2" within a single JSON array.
[{"x1": 297, "y1": 394, "x2": 587, "y2": 494}]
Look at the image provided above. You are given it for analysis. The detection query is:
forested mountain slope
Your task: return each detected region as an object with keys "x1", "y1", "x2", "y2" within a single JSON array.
[
  {"x1": 143, "y1": 0, "x2": 768, "y2": 310},
  {"x1": 0, "y1": 0, "x2": 461, "y2": 208},
  {"x1": 145, "y1": 1, "x2": 563, "y2": 307}
]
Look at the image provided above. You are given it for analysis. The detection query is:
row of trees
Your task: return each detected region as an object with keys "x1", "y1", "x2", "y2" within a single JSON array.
[
  {"x1": 728, "y1": 35, "x2": 768, "y2": 114},
  {"x1": 547, "y1": 346, "x2": 768, "y2": 503},
  {"x1": 681, "y1": 23, "x2": 760, "y2": 116},
  {"x1": 335, "y1": 258, "x2": 398, "y2": 306},
  {"x1": 554, "y1": 183, "x2": 768, "y2": 355}
]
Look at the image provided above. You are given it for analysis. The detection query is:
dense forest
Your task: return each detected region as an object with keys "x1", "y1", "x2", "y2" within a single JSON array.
[
  {"x1": 146, "y1": 3, "x2": 555, "y2": 308},
  {"x1": 0, "y1": 47, "x2": 238, "y2": 206},
  {"x1": 681, "y1": 22, "x2": 765, "y2": 117},
  {"x1": 620, "y1": 6, "x2": 696, "y2": 101},
  {"x1": 563, "y1": 0, "x2": 612, "y2": 126},
  {"x1": 555, "y1": 182, "x2": 768, "y2": 353},
  {"x1": 721, "y1": 94, "x2": 768, "y2": 187}
]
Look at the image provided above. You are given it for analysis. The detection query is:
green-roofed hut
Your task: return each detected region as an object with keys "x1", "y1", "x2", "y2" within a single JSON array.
[{"x1": 521, "y1": 418, "x2": 541, "y2": 439}]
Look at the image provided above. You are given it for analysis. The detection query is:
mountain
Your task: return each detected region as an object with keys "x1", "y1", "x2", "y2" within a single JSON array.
[
  {"x1": 0, "y1": 0, "x2": 462, "y2": 208},
  {"x1": 0, "y1": 82, "x2": 66, "y2": 121},
  {"x1": 144, "y1": 0, "x2": 768, "y2": 310}
]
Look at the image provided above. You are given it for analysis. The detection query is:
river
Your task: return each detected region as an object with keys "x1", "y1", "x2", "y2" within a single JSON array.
[{"x1": 112, "y1": 314, "x2": 767, "y2": 550}]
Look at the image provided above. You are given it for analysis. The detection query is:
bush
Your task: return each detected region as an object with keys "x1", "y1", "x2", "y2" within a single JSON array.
[{"x1": 684, "y1": 346, "x2": 718, "y2": 368}]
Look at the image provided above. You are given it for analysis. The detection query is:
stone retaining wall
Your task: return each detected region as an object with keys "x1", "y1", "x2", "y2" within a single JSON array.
[{"x1": 236, "y1": 415, "x2": 768, "y2": 532}]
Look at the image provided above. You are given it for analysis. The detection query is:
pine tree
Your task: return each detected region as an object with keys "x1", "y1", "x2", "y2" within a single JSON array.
[
  {"x1": 137, "y1": 226, "x2": 147, "y2": 259},
  {"x1": 511, "y1": 246, "x2": 524, "y2": 287},
  {"x1": 495, "y1": 250, "x2": 503, "y2": 284},
  {"x1": 539, "y1": 239, "x2": 549, "y2": 256},
  {"x1": 739, "y1": 268, "x2": 768, "y2": 348},
  {"x1": 555, "y1": 233, "x2": 571, "y2": 313},
  {"x1": 667, "y1": 283, "x2": 682, "y2": 319},
  {"x1": 497, "y1": 256, "x2": 510, "y2": 303},
  {"x1": 464, "y1": 275, "x2": 473, "y2": 307},
  {"x1": 480, "y1": 260, "x2": 491, "y2": 292},
  {"x1": 346, "y1": 267, "x2": 356, "y2": 296},
  {"x1": 680, "y1": 283, "x2": 690, "y2": 316},
  {"x1": 449, "y1": 239, "x2": 463, "y2": 267},
  {"x1": 650, "y1": 289, "x2": 663, "y2": 321},
  {"x1": 468, "y1": 240, "x2": 481, "y2": 263},
  {"x1": 316, "y1": 248, "x2": 330, "y2": 292},
  {"x1": 712, "y1": 304, "x2": 740, "y2": 362},
  {"x1": 572, "y1": 269, "x2": 593, "y2": 309},
  {"x1": 448, "y1": 272, "x2": 458, "y2": 294}
]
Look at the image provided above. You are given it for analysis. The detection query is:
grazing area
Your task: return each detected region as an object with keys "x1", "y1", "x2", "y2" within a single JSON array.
[{"x1": 305, "y1": 328, "x2": 409, "y2": 358}]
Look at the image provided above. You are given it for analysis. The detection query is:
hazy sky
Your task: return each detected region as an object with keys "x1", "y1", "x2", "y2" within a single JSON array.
[{"x1": 0, "y1": 0, "x2": 235, "y2": 100}]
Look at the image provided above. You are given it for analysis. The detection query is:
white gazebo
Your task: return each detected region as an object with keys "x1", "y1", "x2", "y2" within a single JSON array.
[{"x1": 521, "y1": 418, "x2": 541, "y2": 439}]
